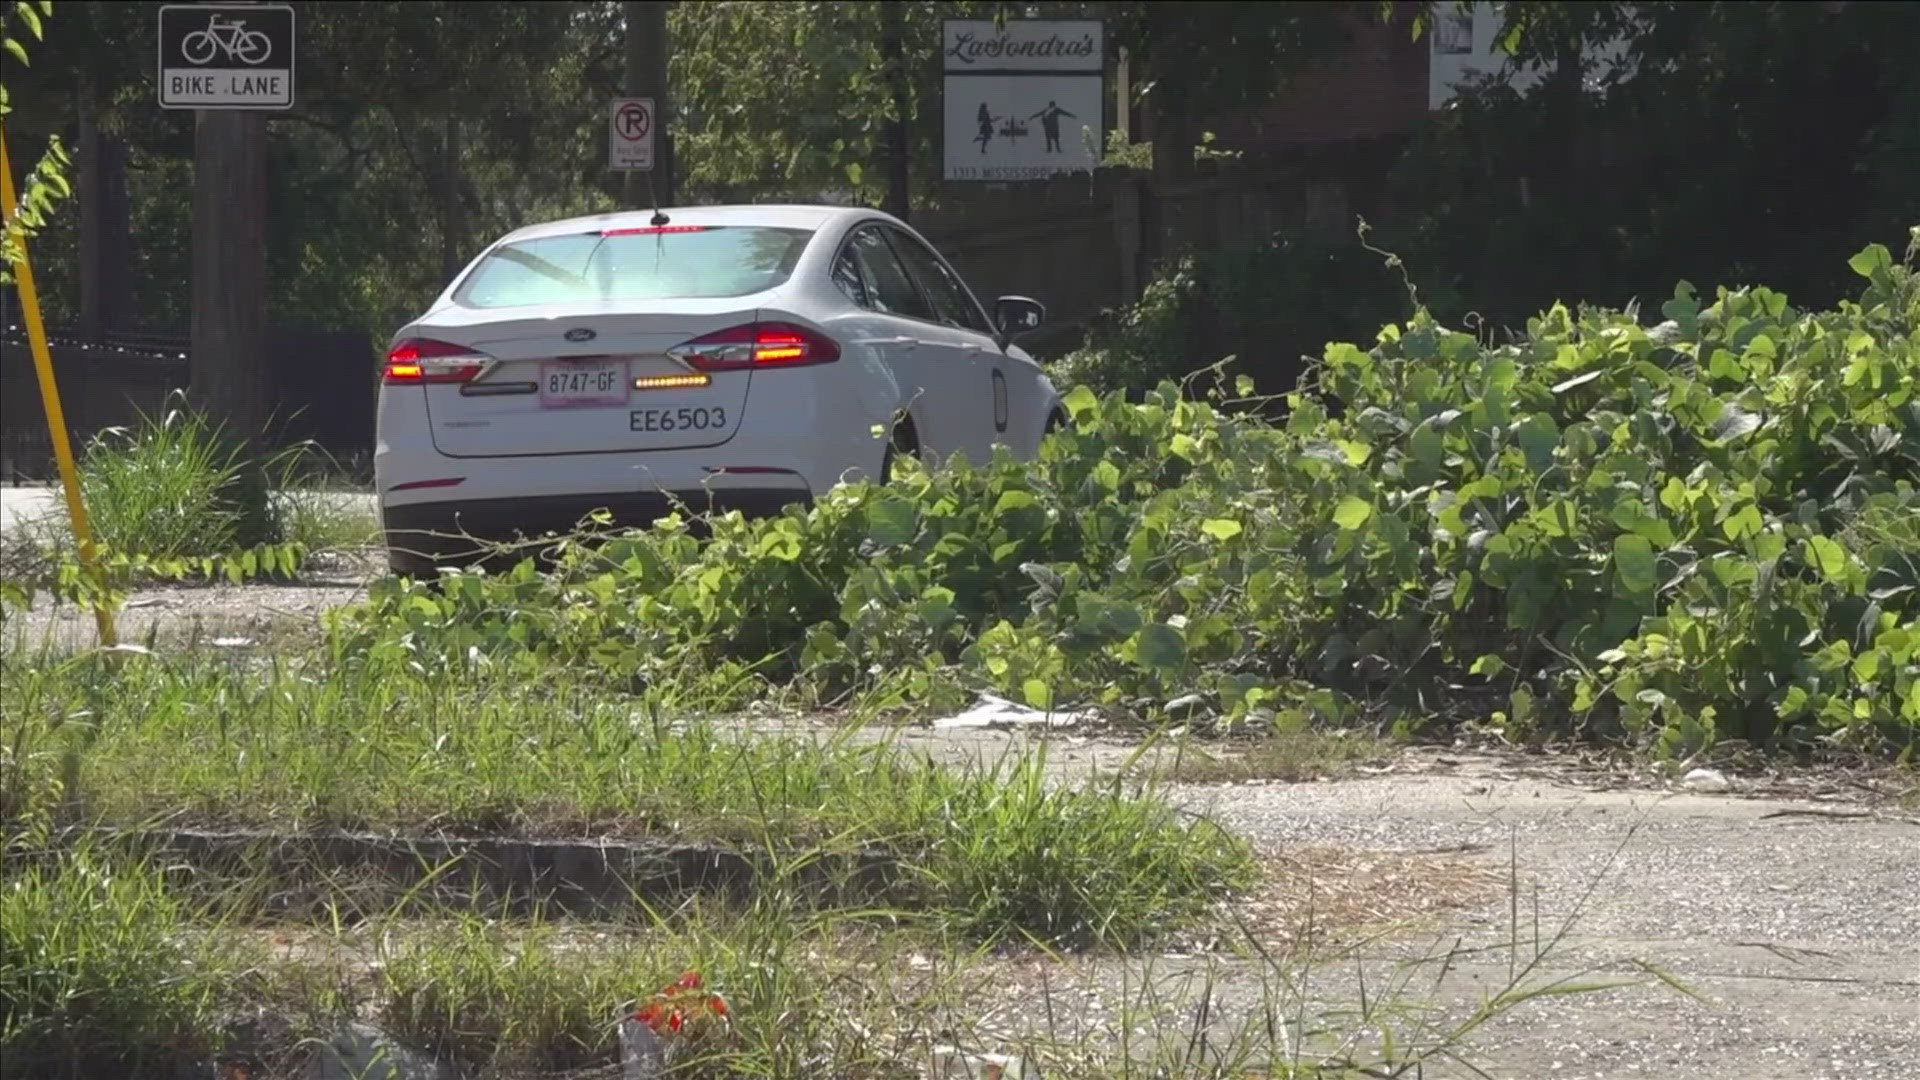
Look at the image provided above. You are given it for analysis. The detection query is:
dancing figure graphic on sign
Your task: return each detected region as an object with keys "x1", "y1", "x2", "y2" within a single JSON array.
[{"x1": 1029, "y1": 101, "x2": 1077, "y2": 153}]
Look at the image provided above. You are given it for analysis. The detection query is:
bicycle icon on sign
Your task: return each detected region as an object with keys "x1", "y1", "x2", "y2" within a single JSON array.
[{"x1": 180, "y1": 14, "x2": 272, "y2": 65}]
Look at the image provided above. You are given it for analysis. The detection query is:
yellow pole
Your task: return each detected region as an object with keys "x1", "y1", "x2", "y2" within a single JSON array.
[{"x1": 1, "y1": 123, "x2": 118, "y2": 646}]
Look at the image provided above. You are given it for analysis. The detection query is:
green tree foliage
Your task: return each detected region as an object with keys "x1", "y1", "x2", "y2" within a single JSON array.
[
  {"x1": 1391, "y1": 0, "x2": 1920, "y2": 323},
  {"x1": 9, "y1": 0, "x2": 1917, "y2": 357},
  {"x1": 9, "y1": 1, "x2": 619, "y2": 334},
  {"x1": 0, "y1": 1, "x2": 69, "y2": 283},
  {"x1": 671, "y1": 0, "x2": 960, "y2": 204},
  {"x1": 1105, "y1": 1, "x2": 1346, "y2": 180},
  {"x1": 1067, "y1": 1, "x2": 1920, "y2": 394}
]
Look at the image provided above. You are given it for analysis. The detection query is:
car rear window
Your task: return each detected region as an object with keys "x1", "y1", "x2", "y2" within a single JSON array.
[{"x1": 454, "y1": 225, "x2": 813, "y2": 308}]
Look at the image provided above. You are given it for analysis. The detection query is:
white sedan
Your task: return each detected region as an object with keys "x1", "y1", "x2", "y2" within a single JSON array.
[{"x1": 376, "y1": 204, "x2": 1064, "y2": 575}]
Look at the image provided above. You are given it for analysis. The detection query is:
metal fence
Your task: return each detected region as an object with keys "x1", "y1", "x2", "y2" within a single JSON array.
[{"x1": 0, "y1": 325, "x2": 374, "y2": 482}]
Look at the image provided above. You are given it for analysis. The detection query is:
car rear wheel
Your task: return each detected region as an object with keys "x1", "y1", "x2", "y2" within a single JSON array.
[
  {"x1": 386, "y1": 545, "x2": 442, "y2": 583},
  {"x1": 882, "y1": 414, "x2": 920, "y2": 483}
]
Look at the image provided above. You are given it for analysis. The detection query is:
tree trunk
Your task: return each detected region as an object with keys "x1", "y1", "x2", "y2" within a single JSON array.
[
  {"x1": 624, "y1": 1, "x2": 674, "y2": 210},
  {"x1": 1549, "y1": 36, "x2": 1586, "y2": 242},
  {"x1": 190, "y1": 108, "x2": 274, "y2": 543},
  {"x1": 1143, "y1": 4, "x2": 1191, "y2": 193},
  {"x1": 78, "y1": 79, "x2": 102, "y2": 342},
  {"x1": 77, "y1": 79, "x2": 134, "y2": 340},
  {"x1": 879, "y1": 0, "x2": 911, "y2": 219}
]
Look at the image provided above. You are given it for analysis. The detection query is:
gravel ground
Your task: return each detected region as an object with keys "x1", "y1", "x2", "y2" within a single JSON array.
[
  {"x1": 4, "y1": 577, "x2": 1916, "y2": 1079},
  {"x1": 980, "y1": 765, "x2": 1920, "y2": 1079},
  {"x1": 1, "y1": 569, "x2": 372, "y2": 653}
]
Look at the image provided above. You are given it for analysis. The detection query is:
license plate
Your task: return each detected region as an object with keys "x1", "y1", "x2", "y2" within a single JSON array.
[
  {"x1": 630, "y1": 406, "x2": 729, "y2": 433},
  {"x1": 539, "y1": 359, "x2": 629, "y2": 408}
]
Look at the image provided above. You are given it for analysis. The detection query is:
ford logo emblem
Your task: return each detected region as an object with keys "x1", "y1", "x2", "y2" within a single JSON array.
[{"x1": 564, "y1": 328, "x2": 597, "y2": 343}]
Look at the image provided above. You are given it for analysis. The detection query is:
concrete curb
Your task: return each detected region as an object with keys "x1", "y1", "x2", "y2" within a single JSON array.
[{"x1": 89, "y1": 827, "x2": 907, "y2": 916}]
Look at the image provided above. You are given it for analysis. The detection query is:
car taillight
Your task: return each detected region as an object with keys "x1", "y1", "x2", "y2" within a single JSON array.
[
  {"x1": 667, "y1": 322, "x2": 841, "y2": 372},
  {"x1": 384, "y1": 338, "x2": 491, "y2": 384}
]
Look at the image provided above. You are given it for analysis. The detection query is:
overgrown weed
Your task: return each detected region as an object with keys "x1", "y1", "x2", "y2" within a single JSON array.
[{"x1": 332, "y1": 238, "x2": 1920, "y2": 758}]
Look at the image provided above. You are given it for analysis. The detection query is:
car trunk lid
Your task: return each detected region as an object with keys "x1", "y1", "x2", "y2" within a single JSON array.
[{"x1": 412, "y1": 300, "x2": 759, "y2": 458}]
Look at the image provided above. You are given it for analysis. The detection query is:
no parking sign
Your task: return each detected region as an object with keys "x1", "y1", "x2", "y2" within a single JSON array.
[{"x1": 610, "y1": 97, "x2": 655, "y2": 171}]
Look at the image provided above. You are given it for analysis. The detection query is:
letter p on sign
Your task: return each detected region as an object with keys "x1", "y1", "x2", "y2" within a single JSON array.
[{"x1": 610, "y1": 97, "x2": 654, "y2": 171}]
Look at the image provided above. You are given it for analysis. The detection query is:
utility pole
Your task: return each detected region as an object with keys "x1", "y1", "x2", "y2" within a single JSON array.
[
  {"x1": 624, "y1": 1, "x2": 674, "y2": 209},
  {"x1": 441, "y1": 113, "x2": 465, "y2": 281},
  {"x1": 189, "y1": 106, "x2": 272, "y2": 541}
]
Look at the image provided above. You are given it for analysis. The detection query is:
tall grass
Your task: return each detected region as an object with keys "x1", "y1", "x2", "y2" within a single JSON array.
[
  {"x1": 78, "y1": 396, "x2": 279, "y2": 557},
  {"x1": 15, "y1": 393, "x2": 377, "y2": 569},
  {"x1": 0, "y1": 643, "x2": 1255, "y2": 950},
  {"x1": 0, "y1": 843, "x2": 244, "y2": 1070},
  {"x1": 0, "y1": 837, "x2": 1644, "y2": 1079},
  {"x1": 370, "y1": 897, "x2": 930, "y2": 1075}
]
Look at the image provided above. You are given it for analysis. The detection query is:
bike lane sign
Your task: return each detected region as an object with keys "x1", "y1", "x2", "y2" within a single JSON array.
[{"x1": 158, "y1": 4, "x2": 296, "y2": 110}]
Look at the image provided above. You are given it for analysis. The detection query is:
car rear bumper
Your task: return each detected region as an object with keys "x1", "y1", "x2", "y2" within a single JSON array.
[{"x1": 382, "y1": 488, "x2": 811, "y2": 565}]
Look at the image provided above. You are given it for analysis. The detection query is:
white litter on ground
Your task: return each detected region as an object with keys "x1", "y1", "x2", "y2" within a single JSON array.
[
  {"x1": 930, "y1": 694, "x2": 1094, "y2": 731},
  {"x1": 1681, "y1": 767, "x2": 1732, "y2": 793}
]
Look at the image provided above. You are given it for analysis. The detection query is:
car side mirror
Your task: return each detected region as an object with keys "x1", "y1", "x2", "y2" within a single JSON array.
[{"x1": 994, "y1": 296, "x2": 1045, "y2": 342}]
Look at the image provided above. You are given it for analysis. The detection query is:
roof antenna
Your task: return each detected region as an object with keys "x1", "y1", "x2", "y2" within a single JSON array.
[{"x1": 648, "y1": 173, "x2": 669, "y2": 228}]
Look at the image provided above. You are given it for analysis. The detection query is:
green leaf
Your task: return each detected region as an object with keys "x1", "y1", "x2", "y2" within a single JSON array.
[
  {"x1": 1848, "y1": 243, "x2": 1893, "y2": 279},
  {"x1": 1536, "y1": 500, "x2": 1577, "y2": 538},
  {"x1": 1470, "y1": 654, "x2": 1509, "y2": 678},
  {"x1": 1851, "y1": 650, "x2": 1880, "y2": 684},
  {"x1": 1721, "y1": 504, "x2": 1765, "y2": 542},
  {"x1": 1133, "y1": 623, "x2": 1187, "y2": 671},
  {"x1": 1062, "y1": 384, "x2": 1099, "y2": 421},
  {"x1": 3, "y1": 38, "x2": 28, "y2": 66},
  {"x1": 1333, "y1": 497, "x2": 1373, "y2": 531},
  {"x1": 1662, "y1": 282, "x2": 1700, "y2": 329},
  {"x1": 865, "y1": 496, "x2": 916, "y2": 547},
  {"x1": 992, "y1": 489, "x2": 1038, "y2": 514},
  {"x1": 1516, "y1": 414, "x2": 1560, "y2": 474},
  {"x1": 1660, "y1": 477, "x2": 1691, "y2": 514},
  {"x1": 1409, "y1": 424, "x2": 1444, "y2": 471},
  {"x1": 754, "y1": 530, "x2": 802, "y2": 561},
  {"x1": 1613, "y1": 534, "x2": 1657, "y2": 597},
  {"x1": 1200, "y1": 518, "x2": 1242, "y2": 541},
  {"x1": 1022, "y1": 677, "x2": 1054, "y2": 710},
  {"x1": 1234, "y1": 374, "x2": 1255, "y2": 397},
  {"x1": 1091, "y1": 459, "x2": 1120, "y2": 491},
  {"x1": 1776, "y1": 685, "x2": 1810, "y2": 720},
  {"x1": 1510, "y1": 685, "x2": 1537, "y2": 723},
  {"x1": 1805, "y1": 535, "x2": 1849, "y2": 583}
]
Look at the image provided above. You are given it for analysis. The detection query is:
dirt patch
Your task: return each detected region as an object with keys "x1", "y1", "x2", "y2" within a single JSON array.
[{"x1": 1231, "y1": 846, "x2": 1502, "y2": 951}]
